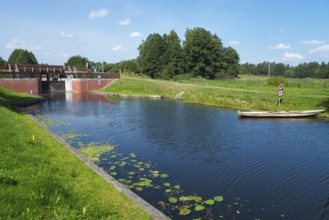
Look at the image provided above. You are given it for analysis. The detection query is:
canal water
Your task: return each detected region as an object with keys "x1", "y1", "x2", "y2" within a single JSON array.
[{"x1": 24, "y1": 93, "x2": 329, "y2": 219}]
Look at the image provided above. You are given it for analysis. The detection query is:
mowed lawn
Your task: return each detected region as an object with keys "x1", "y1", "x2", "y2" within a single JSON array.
[
  {"x1": 103, "y1": 74, "x2": 329, "y2": 115},
  {"x1": 0, "y1": 86, "x2": 152, "y2": 219}
]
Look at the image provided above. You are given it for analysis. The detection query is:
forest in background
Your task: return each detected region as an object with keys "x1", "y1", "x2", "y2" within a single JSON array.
[{"x1": 1, "y1": 27, "x2": 328, "y2": 79}]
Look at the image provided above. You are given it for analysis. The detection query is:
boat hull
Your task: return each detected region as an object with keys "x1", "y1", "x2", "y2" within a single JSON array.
[{"x1": 237, "y1": 110, "x2": 325, "y2": 118}]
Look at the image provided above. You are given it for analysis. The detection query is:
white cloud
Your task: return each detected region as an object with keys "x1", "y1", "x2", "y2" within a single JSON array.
[
  {"x1": 59, "y1": 53, "x2": 70, "y2": 58},
  {"x1": 309, "y1": 44, "x2": 329, "y2": 53},
  {"x1": 60, "y1": 32, "x2": 74, "y2": 39},
  {"x1": 302, "y1": 40, "x2": 325, "y2": 45},
  {"x1": 229, "y1": 40, "x2": 240, "y2": 46},
  {"x1": 268, "y1": 43, "x2": 291, "y2": 50},
  {"x1": 118, "y1": 18, "x2": 131, "y2": 26},
  {"x1": 5, "y1": 38, "x2": 43, "y2": 51},
  {"x1": 88, "y1": 8, "x2": 109, "y2": 19},
  {"x1": 129, "y1": 32, "x2": 143, "y2": 38},
  {"x1": 282, "y1": 52, "x2": 304, "y2": 60},
  {"x1": 112, "y1": 45, "x2": 124, "y2": 52}
]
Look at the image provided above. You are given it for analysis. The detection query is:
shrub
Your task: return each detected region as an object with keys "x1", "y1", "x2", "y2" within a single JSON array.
[{"x1": 267, "y1": 76, "x2": 287, "y2": 86}]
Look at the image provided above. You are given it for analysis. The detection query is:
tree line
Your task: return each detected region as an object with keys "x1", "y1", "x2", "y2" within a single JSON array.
[
  {"x1": 241, "y1": 61, "x2": 329, "y2": 79},
  {"x1": 2, "y1": 34, "x2": 328, "y2": 79}
]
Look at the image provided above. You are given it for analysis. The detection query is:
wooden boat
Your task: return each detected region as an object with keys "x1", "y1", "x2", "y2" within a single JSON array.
[{"x1": 237, "y1": 110, "x2": 325, "y2": 118}]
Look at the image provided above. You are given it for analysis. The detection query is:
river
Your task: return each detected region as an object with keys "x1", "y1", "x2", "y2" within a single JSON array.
[{"x1": 24, "y1": 92, "x2": 329, "y2": 219}]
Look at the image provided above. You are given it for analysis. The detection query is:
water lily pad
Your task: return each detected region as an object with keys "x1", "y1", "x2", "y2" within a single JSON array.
[
  {"x1": 158, "y1": 201, "x2": 166, "y2": 208},
  {"x1": 151, "y1": 170, "x2": 160, "y2": 177},
  {"x1": 179, "y1": 196, "x2": 203, "y2": 203},
  {"x1": 173, "y1": 184, "x2": 181, "y2": 190},
  {"x1": 205, "y1": 199, "x2": 215, "y2": 205},
  {"x1": 139, "y1": 167, "x2": 145, "y2": 171},
  {"x1": 214, "y1": 196, "x2": 224, "y2": 202},
  {"x1": 110, "y1": 172, "x2": 117, "y2": 176},
  {"x1": 179, "y1": 206, "x2": 191, "y2": 216},
  {"x1": 165, "y1": 189, "x2": 172, "y2": 193},
  {"x1": 169, "y1": 197, "x2": 178, "y2": 203},
  {"x1": 119, "y1": 162, "x2": 127, "y2": 167},
  {"x1": 195, "y1": 205, "x2": 205, "y2": 211},
  {"x1": 137, "y1": 178, "x2": 152, "y2": 187},
  {"x1": 160, "y1": 174, "x2": 169, "y2": 178},
  {"x1": 128, "y1": 171, "x2": 135, "y2": 175},
  {"x1": 164, "y1": 182, "x2": 171, "y2": 187},
  {"x1": 135, "y1": 187, "x2": 143, "y2": 191},
  {"x1": 118, "y1": 178, "x2": 126, "y2": 183},
  {"x1": 131, "y1": 159, "x2": 137, "y2": 162},
  {"x1": 129, "y1": 153, "x2": 136, "y2": 158},
  {"x1": 109, "y1": 165, "x2": 116, "y2": 170}
]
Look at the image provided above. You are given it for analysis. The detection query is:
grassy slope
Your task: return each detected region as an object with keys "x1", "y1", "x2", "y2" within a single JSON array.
[
  {"x1": 0, "y1": 86, "x2": 151, "y2": 219},
  {"x1": 0, "y1": 86, "x2": 38, "y2": 105},
  {"x1": 103, "y1": 74, "x2": 329, "y2": 115}
]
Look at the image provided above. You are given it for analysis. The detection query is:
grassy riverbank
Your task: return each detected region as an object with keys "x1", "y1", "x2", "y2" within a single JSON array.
[
  {"x1": 0, "y1": 86, "x2": 151, "y2": 219},
  {"x1": 102, "y1": 74, "x2": 329, "y2": 116}
]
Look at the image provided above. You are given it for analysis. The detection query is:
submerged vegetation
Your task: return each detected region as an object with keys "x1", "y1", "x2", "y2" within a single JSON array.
[
  {"x1": 90, "y1": 142, "x2": 225, "y2": 218},
  {"x1": 79, "y1": 143, "x2": 114, "y2": 162}
]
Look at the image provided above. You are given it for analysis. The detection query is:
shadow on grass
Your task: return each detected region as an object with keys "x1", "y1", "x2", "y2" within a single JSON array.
[
  {"x1": 0, "y1": 87, "x2": 45, "y2": 109},
  {"x1": 320, "y1": 99, "x2": 329, "y2": 112}
]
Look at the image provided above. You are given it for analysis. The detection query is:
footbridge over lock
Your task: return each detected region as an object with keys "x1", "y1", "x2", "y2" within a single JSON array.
[{"x1": 0, "y1": 64, "x2": 120, "y2": 94}]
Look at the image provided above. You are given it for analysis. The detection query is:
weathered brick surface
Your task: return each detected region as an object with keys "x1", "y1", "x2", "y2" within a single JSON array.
[
  {"x1": 72, "y1": 79, "x2": 112, "y2": 93},
  {"x1": 0, "y1": 79, "x2": 40, "y2": 94}
]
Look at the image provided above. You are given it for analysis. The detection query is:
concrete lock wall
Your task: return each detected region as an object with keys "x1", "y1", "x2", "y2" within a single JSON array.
[{"x1": 65, "y1": 78, "x2": 73, "y2": 92}]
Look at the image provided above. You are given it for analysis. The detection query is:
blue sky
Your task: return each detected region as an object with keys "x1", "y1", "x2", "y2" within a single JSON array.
[{"x1": 1, "y1": 0, "x2": 329, "y2": 66}]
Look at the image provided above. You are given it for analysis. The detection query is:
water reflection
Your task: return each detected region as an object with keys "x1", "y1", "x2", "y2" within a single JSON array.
[{"x1": 24, "y1": 93, "x2": 329, "y2": 220}]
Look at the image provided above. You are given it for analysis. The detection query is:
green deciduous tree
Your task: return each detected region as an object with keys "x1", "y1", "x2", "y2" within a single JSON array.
[
  {"x1": 65, "y1": 55, "x2": 89, "y2": 70},
  {"x1": 218, "y1": 46, "x2": 240, "y2": 79},
  {"x1": 0, "y1": 57, "x2": 6, "y2": 67},
  {"x1": 7, "y1": 49, "x2": 38, "y2": 65},
  {"x1": 162, "y1": 30, "x2": 184, "y2": 78},
  {"x1": 183, "y1": 27, "x2": 223, "y2": 79},
  {"x1": 138, "y1": 33, "x2": 166, "y2": 78},
  {"x1": 121, "y1": 59, "x2": 140, "y2": 73}
]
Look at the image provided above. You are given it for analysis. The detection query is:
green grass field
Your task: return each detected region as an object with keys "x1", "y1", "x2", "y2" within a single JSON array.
[
  {"x1": 103, "y1": 74, "x2": 329, "y2": 116},
  {"x1": 0, "y1": 86, "x2": 152, "y2": 219}
]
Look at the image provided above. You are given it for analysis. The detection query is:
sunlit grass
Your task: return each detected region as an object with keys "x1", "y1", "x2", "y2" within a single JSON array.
[
  {"x1": 103, "y1": 74, "x2": 329, "y2": 116},
  {"x1": 0, "y1": 89, "x2": 152, "y2": 219}
]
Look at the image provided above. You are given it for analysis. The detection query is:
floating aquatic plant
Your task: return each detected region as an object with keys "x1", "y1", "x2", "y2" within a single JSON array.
[
  {"x1": 135, "y1": 187, "x2": 143, "y2": 191},
  {"x1": 179, "y1": 196, "x2": 203, "y2": 203},
  {"x1": 129, "y1": 153, "x2": 136, "y2": 158},
  {"x1": 98, "y1": 148, "x2": 226, "y2": 218},
  {"x1": 214, "y1": 196, "x2": 224, "y2": 202},
  {"x1": 169, "y1": 197, "x2": 178, "y2": 204},
  {"x1": 195, "y1": 205, "x2": 205, "y2": 211},
  {"x1": 78, "y1": 144, "x2": 113, "y2": 162},
  {"x1": 179, "y1": 206, "x2": 191, "y2": 216},
  {"x1": 205, "y1": 199, "x2": 215, "y2": 205}
]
